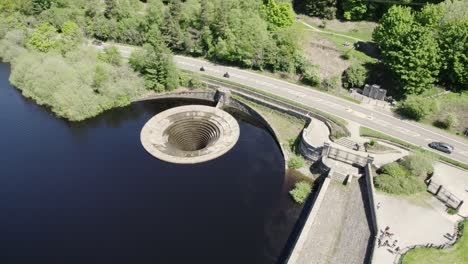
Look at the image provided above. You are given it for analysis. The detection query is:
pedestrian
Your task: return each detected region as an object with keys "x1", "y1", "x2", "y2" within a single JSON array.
[
  {"x1": 377, "y1": 202, "x2": 381, "y2": 210},
  {"x1": 385, "y1": 226, "x2": 390, "y2": 231},
  {"x1": 383, "y1": 240, "x2": 389, "y2": 247},
  {"x1": 387, "y1": 232, "x2": 394, "y2": 238},
  {"x1": 395, "y1": 247, "x2": 400, "y2": 252},
  {"x1": 377, "y1": 238, "x2": 381, "y2": 248},
  {"x1": 392, "y1": 240, "x2": 398, "y2": 247}
]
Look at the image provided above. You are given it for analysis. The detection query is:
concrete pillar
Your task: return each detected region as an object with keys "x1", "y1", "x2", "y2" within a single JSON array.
[{"x1": 215, "y1": 88, "x2": 231, "y2": 108}]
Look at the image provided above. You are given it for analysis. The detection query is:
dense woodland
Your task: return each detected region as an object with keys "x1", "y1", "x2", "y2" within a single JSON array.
[{"x1": 0, "y1": 0, "x2": 466, "y2": 122}]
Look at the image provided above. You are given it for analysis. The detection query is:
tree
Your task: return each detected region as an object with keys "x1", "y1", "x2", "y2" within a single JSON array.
[
  {"x1": 303, "y1": 0, "x2": 337, "y2": 19},
  {"x1": 342, "y1": 63, "x2": 367, "y2": 88},
  {"x1": 98, "y1": 46, "x2": 122, "y2": 66},
  {"x1": 373, "y1": 6, "x2": 440, "y2": 94},
  {"x1": 26, "y1": 23, "x2": 59, "y2": 52},
  {"x1": 59, "y1": 21, "x2": 83, "y2": 54},
  {"x1": 342, "y1": 0, "x2": 368, "y2": 20},
  {"x1": 289, "y1": 181, "x2": 312, "y2": 204},
  {"x1": 397, "y1": 95, "x2": 435, "y2": 121},
  {"x1": 261, "y1": 0, "x2": 295, "y2": 31},
  {"x1": 129, "y1": 44, "x2": 178, "y2": 92}
]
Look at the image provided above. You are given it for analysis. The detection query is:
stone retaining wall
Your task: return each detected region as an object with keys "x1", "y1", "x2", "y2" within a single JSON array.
[
  {"x1": 286, "y1": 171, "x2": 333, "y2": 264},
  {"x1": 136, "y1": 91, "x2": 216, "y2": 102},
  {"x1": 365, "y1": 163, "x2": 379, "y2": 264}
]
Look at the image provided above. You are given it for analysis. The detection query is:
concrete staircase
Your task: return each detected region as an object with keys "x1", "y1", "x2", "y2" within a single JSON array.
[{"x1": 335, "y1": 137, "x2": 365, "y2": 151}]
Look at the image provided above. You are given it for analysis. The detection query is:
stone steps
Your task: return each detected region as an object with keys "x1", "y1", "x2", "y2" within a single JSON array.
[{"x1": 335, "y1": 137, "x2": 364, "y2": 151}]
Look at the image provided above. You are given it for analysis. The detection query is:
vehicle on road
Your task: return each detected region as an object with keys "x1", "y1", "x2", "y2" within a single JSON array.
[
  {"x1": 429, "y1": 142, "x2": 454, "y2": 154},
  {"x1": 92, "y1": 40, "x2": 103, "y2": 46}
]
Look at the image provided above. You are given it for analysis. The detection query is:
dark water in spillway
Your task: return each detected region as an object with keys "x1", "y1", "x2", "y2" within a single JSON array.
[{"x1": 0, "y1": 63, "x2": 303, "y2": 264}]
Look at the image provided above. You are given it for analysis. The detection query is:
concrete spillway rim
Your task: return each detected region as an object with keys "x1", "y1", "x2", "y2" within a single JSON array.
[{"x1": 140, "y1": 105, "x2": 240, "y2": 164}]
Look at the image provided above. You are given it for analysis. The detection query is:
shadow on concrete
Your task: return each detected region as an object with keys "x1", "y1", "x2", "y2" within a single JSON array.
[
  {"x1": 277, "y1": 172, "x2": 329, "y2": 263},
  {"x1": 357, "y1": 170, "x2": 377, "y2": 264}
]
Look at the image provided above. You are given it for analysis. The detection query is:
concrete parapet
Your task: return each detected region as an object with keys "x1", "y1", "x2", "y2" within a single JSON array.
[
  {"x1": 364, "y1": 163, "x2": 379, "y2": 263},
  {"x1": 287, "y1": 172, "x2": 333, "y2": 264}
]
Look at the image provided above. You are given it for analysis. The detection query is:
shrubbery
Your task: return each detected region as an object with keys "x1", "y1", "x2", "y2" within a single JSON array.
[
  {"x1": 342, "y1": 63, "x2": 367, "y2": 89},
  {"x1": 375, "y1": 153, "x2": 434, "y2": 195},
  {"x1": 289, "y1": 180, "x2": 312, "y2": 204},
  {"x1": 397, "y1": 96, "x2": 435, "y2": 121},
  {"x1": 3, "y1": 45, "x2": 145, "y2": 121},
  {"x1": 400, "y1": 153, "x2": 434, "y2": 178},
  {"x1": 288, "y1": 155, "x2": 305, "y2": 169}
]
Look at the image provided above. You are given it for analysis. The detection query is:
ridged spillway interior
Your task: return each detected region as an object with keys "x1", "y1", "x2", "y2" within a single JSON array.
[{"x1": 165, "y1": 119, "x2": 221, "y2": 151}]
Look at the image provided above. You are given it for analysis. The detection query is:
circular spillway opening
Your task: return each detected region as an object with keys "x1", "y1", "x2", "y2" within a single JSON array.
[{"x1": 140, "y1": 105, "x2": 240, "y2": 164}]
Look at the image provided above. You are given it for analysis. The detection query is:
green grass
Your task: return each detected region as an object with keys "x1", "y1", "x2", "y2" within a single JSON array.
[
  {"x1": 422, "y1": 91, "x2": 468, "y2": 137},
  {"x1": 297, "y1": 16, "x2": 375, "y2": 41},
  {"x1": 232, "y1": 94, "x2": 306, "y2": 148},
  {"x1": 402, "y1": 220, "x2": 468, "y2": 264},
  {"x1": 360, "y1": 127, "x2": 468, "y2": 170},
  {"x1": 202, "y1": 75, "x2": 350, "y2": 139},
  {"x1": 317, "y1": 32, "x2": 377, "y2": 63}
]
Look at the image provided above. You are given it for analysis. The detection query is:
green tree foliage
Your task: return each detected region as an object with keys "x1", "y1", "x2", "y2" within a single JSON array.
[
  {"x1": 98, "y1": 46, "x2": 123, "y2": 66},
  {"x1": 397, "y1": 95, "x2": 435, "y2": 121},
  {"x1": 375, "y1": 160, "x2": 427, "y2": 195},
  {"x1": 59, "y1": 21, "x2": 83, "y2": 53},
  {"x1": 342, "y1": 0, "x2": 368, "y2": 20},
  {"x1": 129, "y1": 44, "x2": 178, "y2": 92},
  {"x1": 444, "y1": 112, "x2": 459, "y2": 130},
  {"x1": 26, "y1": 23, "x2": 59, "y2": 52},
  {"x1": 5, "y1": 46, "x2": 145, "y2": 121},
  {"x1": 288, "y1": 155, "x2": 305, "y2": 169},
  {"x1": 342, "y1": 63, "x2": 367, "y2": 88},
  {"x1": 373, "y1": 6, "x2": 441, "y2": 94},
  {"x1": 289, "y1": 180, "x2": 312, "y2": 204},
  {"x1": 0, "y1": 30, "x2": 27, "y2": 62},
  {"x1": 302, "y1": 0, "x2": 337, "y2": 19},
  {"x1": 261, "y1": 0, "x2": 295, "y2": 31},
  {"x1": 400, "y1": 153, "x2": 434, "y2": 178},
  {"x1": 437, "y1": 1, "x2": 468, "y2": 90},
  {"x1": 374, "y1": 1, "x2": 467, "y2": 93}
]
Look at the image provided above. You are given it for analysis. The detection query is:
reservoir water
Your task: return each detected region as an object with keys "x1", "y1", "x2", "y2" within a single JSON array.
[{"x1": 0, "y1": 63, "x2": 302, "y2": 264}]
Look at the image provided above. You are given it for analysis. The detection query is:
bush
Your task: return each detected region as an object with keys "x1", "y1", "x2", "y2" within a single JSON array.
[
  {"x1": 289, "y1": 181, "x2": 312, "y2": 204},
  {"x1": 447, "y1": 207, "x2": 458, "y2": 215},
  {"x1": 320, "y1": 75, "x2": 339, "y2": 91},
  {"x1": 400, "y1": 153, "x2": 434, "y2": 178},
  {"x1": 445, "y1": 113, "x2": 459, "y2": 130},
  {"x1": 300, "y1": 63, "x2": 321, "y2": 86},
  {"x1": 374, "y1": 173, "x2": 426, "y2": 195},
  {"x1": 342, "y1": 63, "x2": 367, "y2": 88},
  {"x1": 288, "y1": 155, "x2": 305, "y2": 169},
  {"x1": 375, "y1": 159, "x2": 429, "y2": 195},
  {"x1": 380, "y1": 162, "x2": 408, "y2": 177},
  {"x1": 397, "y1": 96, "x2": 435, "y2": 121},
  {"x1": 369, "y1": 139, "x2": 376, "y2": 146}
]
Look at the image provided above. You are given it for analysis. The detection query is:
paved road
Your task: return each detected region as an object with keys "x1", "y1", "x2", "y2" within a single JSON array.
[{"x1": 94, "y1": 43, "x2": 468, "y2": 164}]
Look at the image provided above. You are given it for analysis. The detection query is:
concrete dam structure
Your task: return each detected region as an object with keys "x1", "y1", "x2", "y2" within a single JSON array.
[{"x1": 140, "y1": 105, "x2": 240, "y2": 164}]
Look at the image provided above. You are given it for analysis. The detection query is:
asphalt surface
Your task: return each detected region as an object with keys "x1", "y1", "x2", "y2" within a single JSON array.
[{"x1": 94, "y1": 43, "x2": 468, "y2": 164}]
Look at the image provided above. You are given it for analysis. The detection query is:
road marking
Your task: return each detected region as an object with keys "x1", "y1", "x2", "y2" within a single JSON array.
[
  {"x1": 459, "y1": 151, "x2": 468, "y2": 157},
  {"x1": 373, "y1": 120, "x2": 391, "y2": 127},
  {"x1": 172, "y1": 55, "x2": 468, "y2": 150},
  {"x1": 392, "y1": 126, "x2": 420, "y2": 137}
]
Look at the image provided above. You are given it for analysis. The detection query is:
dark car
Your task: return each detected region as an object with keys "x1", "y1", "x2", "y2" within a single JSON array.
[
  {"x1": 92, "y1": 40, "x2": 103, "y2": 46},
  {"x1": 429, "y1": 142, "x2": 454, "y2": 154}
]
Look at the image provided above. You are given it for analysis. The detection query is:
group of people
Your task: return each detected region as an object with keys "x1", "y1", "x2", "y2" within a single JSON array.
[{"x1": 377, "y1": 226, "x2": 400, "y2": 253}]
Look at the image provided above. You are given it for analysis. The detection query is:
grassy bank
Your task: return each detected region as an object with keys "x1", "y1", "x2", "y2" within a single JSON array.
[
  {"x1": 203, "y1": 75, "x2": 349, "y2": 139},
  {"x1": 360, "y1": 127, "x2": 468, "y2": 170},
  {"x1": 402, "y1": 221, "x2": 468, "y2": 264},
  {"x1": 233, "y1": 95, "x2": 306, "y2": 148}
]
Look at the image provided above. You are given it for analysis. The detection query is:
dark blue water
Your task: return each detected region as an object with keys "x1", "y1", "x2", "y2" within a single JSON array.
[{"x1": 0, "y1": 63, "x2": 294, "y2": 264}]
